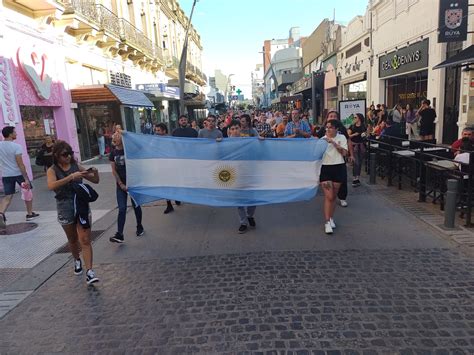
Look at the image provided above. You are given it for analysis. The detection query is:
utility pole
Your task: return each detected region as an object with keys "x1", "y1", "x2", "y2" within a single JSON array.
[{"x1": 179, "y1": 0, "x2": 198, "y2": 116}]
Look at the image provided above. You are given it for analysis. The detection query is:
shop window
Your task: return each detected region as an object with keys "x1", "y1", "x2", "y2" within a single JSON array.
[
  {"x1": 20, "y1": 106, "x2": 56, "y2": 174},
  {"x1": 385, "y1": 70, "x2": 428, "y2": 109}
]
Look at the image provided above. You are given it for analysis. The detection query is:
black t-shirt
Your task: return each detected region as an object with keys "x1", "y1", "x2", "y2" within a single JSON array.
[
  {"x1": 348, "y1": 124, "x2": 366, "y2": 143},
  {"x1": 109, "y1": 148, "x2": 126, "y2": 185},
  {"x1": 419, "y1": 108, "x2": 436, "y2": 127},
  {"x1": 172, "y1": 127, "x2": 198, "y2": 138}
]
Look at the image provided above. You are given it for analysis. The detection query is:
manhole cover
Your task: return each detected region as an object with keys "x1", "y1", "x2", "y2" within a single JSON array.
[{"x1": 0, "y1": 223, "x2": 38, "y2": 236}]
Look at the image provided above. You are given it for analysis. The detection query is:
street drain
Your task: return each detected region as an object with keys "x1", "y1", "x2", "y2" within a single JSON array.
[
  {"x1": 0, "y1": 223, "x2": 38, "y2": 236},
  {"x1": 56, "y1": 230, "x2": 105, "y2": 253}
]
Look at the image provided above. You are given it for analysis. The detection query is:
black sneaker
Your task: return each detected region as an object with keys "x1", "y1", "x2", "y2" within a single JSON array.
[
  {"x1": 0, "y1": 212, "x2": 6, "y2": 230},
  {"x1": 164, "y1": 205, "x2": 174, "y2": 214},
  {"x1": 26, "y1": 212, "x2": 40, "y2": 221},
  {"x1": 109, "y1": 232, "x2": 124, "y2": 243},
  {"x1": 352, "y1": 179, "x2": 361, "y2": 187},
  {"x1": 248, "y1": 217, "x2": 256, "y2": 228},
  {"x1": 86, "y1": 269, "x2": 99, "y2": 285},
  {"x1": 136, "y1": 225, "x2": 144, "y2": 237},
  {"x1": 238, "y1": 225, "x2": 248, "y2": 234},
  {"x1": 74, "y1": 259, "x2": 83, "y2": 275}
]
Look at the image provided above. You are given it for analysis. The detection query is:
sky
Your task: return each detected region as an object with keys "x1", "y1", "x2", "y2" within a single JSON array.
[{"x1": 180, "y1": 0, "x2": 369, "y2": 98}]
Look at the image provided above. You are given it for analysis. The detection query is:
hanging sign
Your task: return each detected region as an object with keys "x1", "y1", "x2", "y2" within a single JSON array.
[{"x1": 438, "y1": 0, "x2": 468, "y2": 43}]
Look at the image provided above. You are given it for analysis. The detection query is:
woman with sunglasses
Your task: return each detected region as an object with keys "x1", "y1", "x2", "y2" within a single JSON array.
[
  {"x1": 320, "y1": 120, "x2": 348, "y2": 234},
  {"x1": 46, "y1": 141, "x2": 100, "y2": 285}
]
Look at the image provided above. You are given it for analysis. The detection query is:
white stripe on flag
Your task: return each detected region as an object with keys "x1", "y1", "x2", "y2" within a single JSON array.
[{"x1": 127, "y1": 159, "x2": 321, "y2": 190}]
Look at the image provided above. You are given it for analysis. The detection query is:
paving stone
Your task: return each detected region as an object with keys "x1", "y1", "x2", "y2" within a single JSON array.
[{"x1": 1, "y1": 249, "x2": 474, "y2": 352}]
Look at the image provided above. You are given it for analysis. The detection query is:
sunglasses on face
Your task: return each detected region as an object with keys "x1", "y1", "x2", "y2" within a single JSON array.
[{"x1": 61, "y1": 151, "x2": 73, "y2": 157}]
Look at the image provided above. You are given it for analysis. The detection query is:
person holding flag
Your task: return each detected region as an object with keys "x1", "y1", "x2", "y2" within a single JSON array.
[{"x1": 109, "y1": 131, "x2": 144, "y2": 243}]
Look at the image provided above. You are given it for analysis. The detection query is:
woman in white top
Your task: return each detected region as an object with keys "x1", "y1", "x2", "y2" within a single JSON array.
[{"x1": 320, "y1": 120, "x2": 348, "y2": 234}]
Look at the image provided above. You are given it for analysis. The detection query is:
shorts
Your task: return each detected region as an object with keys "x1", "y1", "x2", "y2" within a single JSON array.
[
  {"x1": 320, "y1": 163, "x2": 346, "y2": 183},
  {"x1": 2, "y1": 175, "x2": 32, "y2": 196},
  {"x1": 419, "y1": 123, "x2": 435, "y2": 136},
  {"x1": 57, "y1": 199, "x2": 91, "y2": 226},
  {"x1": 57, "y1": 199, "x2": 76, "y2": 226}
]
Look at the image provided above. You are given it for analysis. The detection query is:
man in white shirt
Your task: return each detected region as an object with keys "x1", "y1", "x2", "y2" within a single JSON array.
[{"x1": 0, "y1": 126, "x2": 39, "y2": 229}]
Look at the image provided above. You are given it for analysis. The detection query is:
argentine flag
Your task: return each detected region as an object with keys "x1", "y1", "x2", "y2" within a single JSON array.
[{"x1": 122, "y1": 132, "x2": 328, "y2": 207}]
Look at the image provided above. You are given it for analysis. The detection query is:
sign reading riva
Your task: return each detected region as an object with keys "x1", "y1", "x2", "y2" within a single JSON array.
[{"x1": 379, "y1": 39, "x2": 429, "y2": 78}]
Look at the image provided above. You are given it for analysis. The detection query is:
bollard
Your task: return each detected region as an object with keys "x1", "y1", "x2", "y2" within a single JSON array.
[
  {"x1": 444, "y1": 179, "x2": 458, "y2": 229},
  {"x1": 369, "y1": 152, "x2": 376, "y2": 185}
]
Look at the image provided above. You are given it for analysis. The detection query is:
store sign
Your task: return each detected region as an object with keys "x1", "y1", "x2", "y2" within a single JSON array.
[
  {"x1": 136, "y1": 83, "x2": 180, "y2": 99},
  {"x1": 379, "y1": 39, "x2": 429, "y2": 78},
  {"x1": 0, "y1": 57, "x2": 20, "y2": 126},
  {"x1": 438, "y1": 0, "x2": 468, "y2": 43},
  {"x1": 16, "y1": 46, "x2": 52, "y2": 100},
  {"x1": 339, "y1": 99, "x2": 366, "y2": 128}
]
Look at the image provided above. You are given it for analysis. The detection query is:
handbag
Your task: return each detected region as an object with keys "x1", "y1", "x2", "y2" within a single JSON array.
[{"x1": 35, "y1": 149, "x2": 45, "y2": 166}]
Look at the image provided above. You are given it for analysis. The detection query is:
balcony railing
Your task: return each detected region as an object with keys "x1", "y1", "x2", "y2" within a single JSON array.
[
  {"x1": 119, "y1": 19, "x2": 154, "y2": 58},
  {"x1": 57, "y1": 0, "x2": 182, "y2": 65},
  {"x1": 60, "y1": 0, "x2": 99, "y2": 26},
  {"x1": 96, "y1": 4, "x2": 120, "y2": 39}
]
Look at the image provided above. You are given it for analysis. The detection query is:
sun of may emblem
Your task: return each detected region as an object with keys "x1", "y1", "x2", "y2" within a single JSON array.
[{"x1": 214, "y1": 165, "x2": 236, "y2": 187}]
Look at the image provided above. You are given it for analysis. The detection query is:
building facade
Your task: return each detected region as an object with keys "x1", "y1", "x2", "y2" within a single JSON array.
[
  {"x1": 0, "y1": 0, "x2": 206, "y2": 171},
  {"x1": 368, "y1": 0, "x2": 474, "y2": 143}
]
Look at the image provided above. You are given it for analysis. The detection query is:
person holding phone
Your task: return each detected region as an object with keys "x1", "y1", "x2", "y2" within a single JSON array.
[
  {"x1": 46, "y1": 141, "x2": 100, "y2": 285},
  {"x1": 320, "y1": 120, "x2": 348, "y2": 234},
  {"x1": 109, "y1": 131, "x2": 144, "y2": 243}
]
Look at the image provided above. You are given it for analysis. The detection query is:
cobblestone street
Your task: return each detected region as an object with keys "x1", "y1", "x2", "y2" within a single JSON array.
[{"x1": 1, "y1": 248, "x2": 474, "y2": 354}]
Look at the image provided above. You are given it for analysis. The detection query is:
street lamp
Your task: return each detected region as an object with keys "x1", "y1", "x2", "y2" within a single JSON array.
[
  {"x1": 179, "y1": 0, "x2": 198, "y2": 116},
  {"x1": 224, "y1": 73, "x2": 234, "y2": 107}
]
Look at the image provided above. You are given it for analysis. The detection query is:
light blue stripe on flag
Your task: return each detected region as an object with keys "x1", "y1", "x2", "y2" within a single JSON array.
[{"x1": 122, "y1": 132, "x2": 328, "y2": 207}]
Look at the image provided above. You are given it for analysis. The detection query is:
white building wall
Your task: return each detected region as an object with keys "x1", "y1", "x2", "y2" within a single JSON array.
[{"x1": 369, "y1": 0, "x2": 447, "y2": 141}]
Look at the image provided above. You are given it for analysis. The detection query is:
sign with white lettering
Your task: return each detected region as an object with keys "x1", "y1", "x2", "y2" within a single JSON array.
[
  {"x1": 378, "y1": 39, "x2": 429, "y2": 78},
  {"x1": 0, "y1": 57, "x2": 20, "y2": 126},
  {"x1": 339, "y1": 99, "x2": 366, "y2": 128},
  {"x1": 438, "y1": 0, "x2": 468, "y2": 42}
]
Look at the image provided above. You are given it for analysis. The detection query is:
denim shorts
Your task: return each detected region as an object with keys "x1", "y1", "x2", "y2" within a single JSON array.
[
  {"x1": 56, "y1": 199, "x2": 76, "y2": 226},
  {"x1": 56, "y1": 199, "x2": 91, "y2": 226},
  {"x1": 2, "y1": 175, "x2": 32, "y2": 196}
]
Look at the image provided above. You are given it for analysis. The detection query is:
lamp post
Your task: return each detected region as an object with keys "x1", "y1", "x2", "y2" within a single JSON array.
[
  {"x1": 224, "y1": 73, "x2": 234, "y2": 107},
  {"x1": 179, "y1": 0, "x2": 198, "y2": 116}
]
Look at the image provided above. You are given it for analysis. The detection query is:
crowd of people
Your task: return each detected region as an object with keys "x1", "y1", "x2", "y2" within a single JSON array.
[{"x1": 1, "y1": 102, "x2": 473, "y2": 286}]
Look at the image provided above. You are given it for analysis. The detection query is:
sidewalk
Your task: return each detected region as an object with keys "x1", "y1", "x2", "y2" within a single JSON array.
[{"x1": 0, "y1": 161, "x2": 116, "y2": 292}]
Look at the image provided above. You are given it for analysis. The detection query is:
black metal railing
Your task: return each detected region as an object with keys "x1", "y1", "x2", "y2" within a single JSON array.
[{"x1": 368, "y1": 135, "x2": 474, "y2": 227}]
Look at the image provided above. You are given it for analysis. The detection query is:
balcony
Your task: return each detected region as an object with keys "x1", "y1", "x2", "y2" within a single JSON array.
[
  {"x1": 119, "y1": 19, "x2": 154, "y2": 60},
  {"x1": 56, "y1": 0, "x2": 163, "y2": 66}
]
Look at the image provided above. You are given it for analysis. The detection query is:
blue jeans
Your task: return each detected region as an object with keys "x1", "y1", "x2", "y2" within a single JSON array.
[{"x1": 116, "y1": 186, "x2": 142, "y2": 234}]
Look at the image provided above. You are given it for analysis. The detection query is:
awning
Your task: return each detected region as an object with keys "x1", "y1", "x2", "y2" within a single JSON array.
[
  {"x1": 71, "y1": 85, "x2": 154, "y2": 107},
  {"x1": 106, "y1": 85, "x2": 154, "y2": 107},
  {"x1": 433, "y1": 45, "x2": 474, "y2": 70}
]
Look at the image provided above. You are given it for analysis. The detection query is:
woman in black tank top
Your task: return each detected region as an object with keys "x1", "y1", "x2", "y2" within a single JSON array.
[{"x1": 46, "y1": 141, "x2": 101, "y2": 286}]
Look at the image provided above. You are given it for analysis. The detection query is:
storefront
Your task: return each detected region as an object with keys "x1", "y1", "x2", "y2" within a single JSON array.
[
  {"x1": 378, "y1": 39, "x2": 430, "y2": 110},
  {"x1": 71, "y1": 84, "x2": 154, "y2": 160},
  {"x1": 0, "y1": 39, "x2": 77, "y2": 179},
  {"x1": 136, "y1": 83, "x2": 180, "y2": 132}
]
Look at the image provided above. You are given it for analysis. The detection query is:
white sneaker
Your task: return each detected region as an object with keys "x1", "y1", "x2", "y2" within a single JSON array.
[
  {"x1": 324, "y1": 221, "x2": 333, "y2": 234},
  {"x1": 339, "y1": 200, "x2": 348, "y2": 207},
  {"x1": 330, "y1": 218, "x2": 336, "y2": 229}
]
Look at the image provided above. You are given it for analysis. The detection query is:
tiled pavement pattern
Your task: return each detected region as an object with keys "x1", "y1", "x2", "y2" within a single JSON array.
[{"x1": 1, "y1": 249, "x2": 474, "y2": 353}]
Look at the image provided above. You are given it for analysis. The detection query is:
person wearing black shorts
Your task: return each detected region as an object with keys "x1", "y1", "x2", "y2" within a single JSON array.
[
  {"x1": 320, "y1": 120, "x2": 349, "y2": 235},
  {"x1": 417, "y1": 99, "x2": 436, "y2": 142}
]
